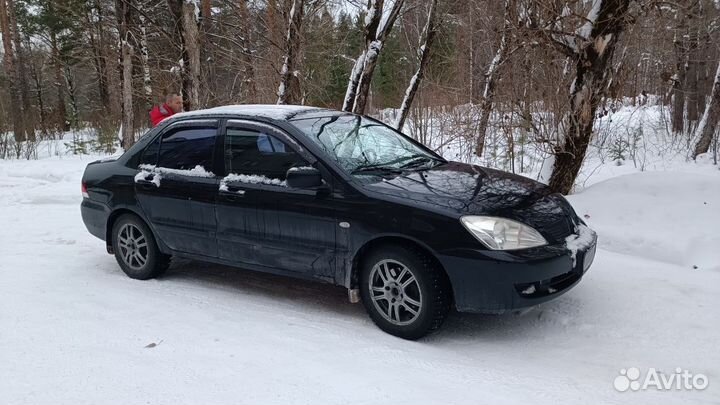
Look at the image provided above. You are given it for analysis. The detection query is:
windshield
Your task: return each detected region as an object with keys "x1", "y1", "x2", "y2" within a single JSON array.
[{"x1": 291, "y1": 115, "x2": 442, "y2": 176}]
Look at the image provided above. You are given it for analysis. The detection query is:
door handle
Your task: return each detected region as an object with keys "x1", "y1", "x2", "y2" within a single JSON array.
[
  {"x1": 136, "y1": 178, "x2": 156, "y2": 189},
  {"x1": 219, "y1": 188, "x2": 245, "y2": 201}
]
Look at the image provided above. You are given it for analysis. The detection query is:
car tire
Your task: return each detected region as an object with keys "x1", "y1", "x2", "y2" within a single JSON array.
[
  {"x1": 111, "y1": 214, "x2": 170, "y2": 280},
  {"x1": 359, "y1": 244, "x2": 451, "y2": 340}
]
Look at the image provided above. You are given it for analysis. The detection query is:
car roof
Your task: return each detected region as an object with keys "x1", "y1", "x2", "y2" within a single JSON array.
[{"x1": 169, "y1": 104, "x2": 343, "y2": 122}]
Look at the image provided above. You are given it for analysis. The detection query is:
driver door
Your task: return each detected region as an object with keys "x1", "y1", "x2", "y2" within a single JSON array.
[{"x1": 216, "y1": 120, "x2": 338, "y2": 280}]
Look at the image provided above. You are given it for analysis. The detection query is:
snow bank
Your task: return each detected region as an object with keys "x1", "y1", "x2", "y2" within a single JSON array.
[{"x1": 566, "y1": 171, "x2": 720, "y2": 271}]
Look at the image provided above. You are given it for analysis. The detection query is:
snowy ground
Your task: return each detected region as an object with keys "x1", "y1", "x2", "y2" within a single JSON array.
[{"x1": 1, "y1": 120, "x2": 720, "y2": 404}]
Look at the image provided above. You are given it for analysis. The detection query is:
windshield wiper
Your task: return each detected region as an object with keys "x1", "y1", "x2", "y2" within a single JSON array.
[
  {"x1": 351, "y1": 165, "x2": 403, "y2": 175},
  {"x1": 398, "y1": 155, "x2": 441, "y2": 170}
]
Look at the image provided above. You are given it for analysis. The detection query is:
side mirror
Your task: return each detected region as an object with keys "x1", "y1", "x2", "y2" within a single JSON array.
[{"x1": 286, "y1": 166, "x2": 323, "y2": 189}]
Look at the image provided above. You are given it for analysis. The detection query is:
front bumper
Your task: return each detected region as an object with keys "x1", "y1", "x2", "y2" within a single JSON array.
[{"x1": 438, "y1": 233, "x2": 597, "y2": 313}]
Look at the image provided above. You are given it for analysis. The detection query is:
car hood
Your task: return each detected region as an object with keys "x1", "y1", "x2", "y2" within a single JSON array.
[{"x1": 361, "y1": 161, "x2": 579, "y2": 243}]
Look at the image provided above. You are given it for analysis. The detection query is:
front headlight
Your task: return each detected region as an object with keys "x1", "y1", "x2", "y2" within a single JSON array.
[{"x1": 460, "y1": 216, "x2": 547, "y2": 250}]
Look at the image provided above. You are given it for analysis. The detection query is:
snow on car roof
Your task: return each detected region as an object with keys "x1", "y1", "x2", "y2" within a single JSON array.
[{"x1": 171, "y1": 104, "x2": 328, "y2": 121}]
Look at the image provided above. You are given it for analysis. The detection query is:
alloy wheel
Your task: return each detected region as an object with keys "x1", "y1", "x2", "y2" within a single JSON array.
[
  {"x1": 117, "y1": 223, "x2": 148, "y2": 270},
  {"x1": 368, "y1": 259, "x2": 423, "y2": 326}
]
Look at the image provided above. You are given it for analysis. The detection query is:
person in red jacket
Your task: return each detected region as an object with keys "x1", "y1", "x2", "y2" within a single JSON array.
[{"x1": 150, "y1": 93, "x2": 183, "y2": 127}]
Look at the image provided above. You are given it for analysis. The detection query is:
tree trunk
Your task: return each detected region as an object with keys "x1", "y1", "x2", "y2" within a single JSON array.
[
  {"x1": 693, "y1": 60, "x2": 720, "y2": 158},
  {"x1": 469, "y1": 5, "x2": 482, "y2": 104},
  {"x1": 237, "y1": 0, "x2": 257, "y2": 102},
  {"x1": 29, "y1": 54, "x2": 48, "y2": 136},
  {"x1": 276, "y1": 0, "x2": 304, "y2": 104},
  {"x1": 181, "y1": 0, "x2": 201, "y2": 110},
  {"x1": 686, "y1": 34, "x2": 700, "y2": 130},
  {"x1": 200, "y1": 0, "x2": 211, "y2": 30},
  {"x1": 168, "y1": 0, "x2": 202, "y2": 110},
  {"x1": 8, "y1": 0, "x2": 33, "y2": 141},
  {"x1": 0, "y1": 0, "x2": 24, "y2": 142},
  {"x1": 395, "y1": 0, "x2": 438, "y2": 131},
  {"x1": 685, "y1": 0, "x2": 703, "y2": 130},
  {"x1": 139, "y1": 10, "x2": 153, "y2": 109},
  {"x1": 87, "y1": 1, "x2": 111, "y2": 112},
  {"x1": 50, "y1": 31, "x2": 69, "y2": 131},
  {"x1": 342, "y1": 0, "x2": 382, "y2": 112},
  {"x1": 548, "y1": 0, "x2": 632, "y2": 195},
  {"x1": 342, "y1": 50, "x2": 366, "y2": 112},
  {"x1": 343, "y1": 0, "x2": 404, "y2": 114},
  {"x1": 120, "y1": 40, "x2": 135, "y2": 149},
  {"x1": 116, "y1": 0, "x2": 135, "y2": 149},
  {"x1": 64, "y1": 64, "x2": 79, "y2": 129},
  {"x1": 475, "y1": 0, "x2": 511, "y2": 157},
  {"x1": 671, "y1": 12, "x2": 688, "y2": 134}
]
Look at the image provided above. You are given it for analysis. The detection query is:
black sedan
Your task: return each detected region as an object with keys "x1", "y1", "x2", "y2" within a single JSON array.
[{"x1": 81, "y1": 105, "x2": 597, "y2": 339}]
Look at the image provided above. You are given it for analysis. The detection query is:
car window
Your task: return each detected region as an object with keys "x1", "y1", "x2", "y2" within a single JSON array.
[
  {"x1": 140, "y1": 136, "x2": 160, "y2": 166},
  {"x1": 157, "y1": 127, "x2": 216, "y2": 171},
  {"x1": 291, "y1": 115, "x2": 438, "y2": 175},
  {"x1": 225, "y1": 128, "x2": 306, "y2": 182}
]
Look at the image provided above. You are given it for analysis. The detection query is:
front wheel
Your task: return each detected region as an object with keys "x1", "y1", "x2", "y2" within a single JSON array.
[
  {"x1": 112, "y1": 214, "x2": 170, "y2": 280},
  {"x1": 359, "y1": 245, "x2": 451, "y2": 340}
]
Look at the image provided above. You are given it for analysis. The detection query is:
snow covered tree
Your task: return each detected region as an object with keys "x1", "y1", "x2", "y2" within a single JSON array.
[
  {"x1": 474, "y1": 0, "x2": 512, "y2": 157},
  {"x1": 524, "y1": 0, "x2": 634, "y2": 194},
  {"x1": 394, "y1": 0, "x2": 438, "y2": 131},
  {"x1": 343, "y1": 0, "x2": 405, "y2": 114}
]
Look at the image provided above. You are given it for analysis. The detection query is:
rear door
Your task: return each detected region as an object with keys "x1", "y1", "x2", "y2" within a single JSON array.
[
  {"x1": 135, "y1": 120, "x2": 220, "y2": 257},
  {"x1": 216, "y1": 120, "x2": 338, "y2": 279}
]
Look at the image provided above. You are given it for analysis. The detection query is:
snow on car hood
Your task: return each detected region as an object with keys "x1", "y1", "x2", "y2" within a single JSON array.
[{"x1": 362, "y1": 161, "x2": 580, "y2": 244}]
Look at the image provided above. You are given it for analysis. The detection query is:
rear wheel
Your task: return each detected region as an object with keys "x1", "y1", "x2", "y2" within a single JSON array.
[
  {"x1": 112, "y1": 214, "x2": 170, "y2": 280},
  {"x1": 359, "y1": 244, "x2": 451, "y2": 340}
]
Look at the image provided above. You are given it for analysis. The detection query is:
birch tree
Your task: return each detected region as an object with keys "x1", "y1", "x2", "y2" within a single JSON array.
[
  {"x1": 138, "y1": 8, "x2": 152, "y2": 108},
  {"x1": 692, "y1": 60, "x2": 720, "y2": 158},
  {"x1": 395, "y1": 0, "x2": 438, "y2": 132},
  {"x1": 343, "y1": 0, "x2": 404, "y2": 114},
  {"x1": 474, "y1": 0, "x2": 512, "y2": 157},
  {"x1": 527, "y1": 0, "x2": 634, "y2": 194},
  {"x1": 277, "y1": 0, "x2": 305, "y2": 105}
]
